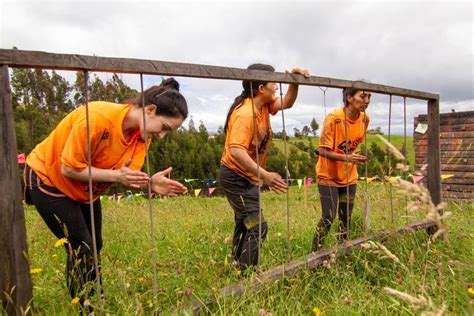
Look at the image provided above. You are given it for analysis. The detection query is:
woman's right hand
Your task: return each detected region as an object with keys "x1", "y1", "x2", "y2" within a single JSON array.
[
  {"x1": 262, "y1": 171, "x2": 288, "y2": 193},
  {"x1": 348, "y1": 154, "x2": 367, "y2": 165},
  {"x1": 117, "y1": 160, "x2": 149, "y2": 188}
]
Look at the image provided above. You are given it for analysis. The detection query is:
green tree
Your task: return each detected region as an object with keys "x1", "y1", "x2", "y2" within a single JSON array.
[{"x1": 310, "y1": 118, "x2": 319, "y2": 136}]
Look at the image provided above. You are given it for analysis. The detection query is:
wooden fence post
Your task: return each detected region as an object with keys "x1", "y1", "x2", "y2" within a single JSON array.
[
  {"x1": 0, "y1": 64, "x2": 33, "y2": 315},
  {"x1": 426, "y1": 98, "x2": 442, "y2": 234}
]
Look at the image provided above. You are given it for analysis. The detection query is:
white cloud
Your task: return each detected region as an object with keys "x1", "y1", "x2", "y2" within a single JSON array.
[{"x1": 1, "y1": 1, "x2": 472, "y2": 136}]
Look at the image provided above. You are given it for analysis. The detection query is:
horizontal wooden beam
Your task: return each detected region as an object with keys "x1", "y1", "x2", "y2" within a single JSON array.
[
  {"x1": 0, "y1": 49, "x2": 438, "y2": 101},
  {"x1": 181, "y1": 219, "x2": 435, "y2": 314}
]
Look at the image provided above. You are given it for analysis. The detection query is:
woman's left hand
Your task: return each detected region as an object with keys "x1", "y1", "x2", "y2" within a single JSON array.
[
  {"x1": 286, "y1": 68, "x2": 310, "y2": 78},
  {"x1": 150, "y1": 167, "x2": 187, "y2": 196}
]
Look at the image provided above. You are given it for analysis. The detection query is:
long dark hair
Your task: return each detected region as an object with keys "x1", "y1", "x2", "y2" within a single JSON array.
[
  {"x1": 132, "y1": 78, "x2": 188, "y2": 119},
  {"x1": 224, "y1": 63, "x2": 275, "y2": 133}
]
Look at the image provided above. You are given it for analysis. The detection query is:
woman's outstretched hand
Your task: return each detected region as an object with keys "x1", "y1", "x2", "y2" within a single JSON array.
[{"x1": 150, "y1": 167, "x2": 187, "y2": 196}]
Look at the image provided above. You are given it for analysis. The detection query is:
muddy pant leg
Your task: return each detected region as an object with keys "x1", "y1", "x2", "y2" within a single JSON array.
[
  {"x1": 337, "y1": 184, "x2": 357, "y2": 241},
  {"x1": 220, "y1": 166, "x2": 266, "y2": 270},
  {"x1": 313, "y1": 184, "x2": 338, "y2": 251},
  {"x1": 25, "y1": 166, "x2": 103, "y2": 304}
]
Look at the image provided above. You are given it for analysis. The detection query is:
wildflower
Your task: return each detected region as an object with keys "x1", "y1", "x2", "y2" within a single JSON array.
[
  {"x1": 176, "y1": 267, "x2": 183, "y2": 274},
  {"x1": 54, "y1": 238, "x2": 68, "y2": 248},
  {"x1": 52, "y1": 254, "x2": 57, "y2": 258},
  {"x1": 289, "y1": 235, "x2": 294, "y2": 241},
  {"x1": 147, "y1": 299, "x2": 153, "y2": 308},
  {"x1": 312, "y1": 307, "x2": 321, "y2": 316},
  {"x1": 30, "y1": 268, "x2": 43, "y2": 274},
  {"x1": 71, "y1": 297, "x2": 80, "y2": 305},
  {"x1": 468, "y1": 287, "x2": 474, "y2": 296},
  {"x1": 235, "y1": 270, "x2": 241, "y2": 277},
  {"x1": 184, "y1": 288, "x2": 193, "y2": 297},
  {"x1": 277, "y1": 232, "x2": 282, "y2": 237},
  {"x1": 139, "y1": 277, "x2": 144, "y2": 282}
]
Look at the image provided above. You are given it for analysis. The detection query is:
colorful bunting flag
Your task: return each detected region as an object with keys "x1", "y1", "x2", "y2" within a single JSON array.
[
  {"x1": 413, "y1": 175, "x2": 425, "y2": 183},
  {"x1": 17, "y1": 153, "x2": 25, "y2": 164},
  {"x1": 194, "y1": 189, "x2": 201, "y2": 197},
  {"x1": 305, "y1": 178, "x2": 313, "y2": 186},
  {"x1": 297, "y1": 179, "x2": 303, "y2": 189},
  {"x1": 209, "y1": 187, "x2": 216, "y2": 195}
]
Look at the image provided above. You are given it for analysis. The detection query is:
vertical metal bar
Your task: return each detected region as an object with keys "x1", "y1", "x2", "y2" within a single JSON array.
[
  {"x1": 140, "y1": 74, "x2": 158, "y2": 306},
  {"x1": 83, "y1": 70, "x2": 103, "y2": 311},
  {"x1": 249, "y1": 82, "x2": 262, "y2": 266},
  {"x1": 403, "y1": 97, "x2": 408, "y2": 224},
  {"x1": 278, "y1": 82, "x2": 291, "y2": 260},
  {"x1": 363, "y1": 110, "x2": 370, "y2": 234},
  {"x1": 388, "y1": 94, "x2": 394, "y2": 225}
]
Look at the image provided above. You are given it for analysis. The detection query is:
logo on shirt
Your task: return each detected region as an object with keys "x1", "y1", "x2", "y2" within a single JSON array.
[{"x1": 337, "y1": 136, "x2": 363, "y2": 154}]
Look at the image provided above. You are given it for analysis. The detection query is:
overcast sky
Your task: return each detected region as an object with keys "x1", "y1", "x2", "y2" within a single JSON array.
[{"x1": 1, "y1": 0, "x2": 472, "y2": 135}]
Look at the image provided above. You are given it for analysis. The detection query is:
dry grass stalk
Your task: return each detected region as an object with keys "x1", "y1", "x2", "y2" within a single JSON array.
[
  {"x1": 376, "y1": 135, "x2": 450, "y2": 241},
  {"x1": 361, "y1": 241, "x2": 409, "y2": 272},
  {"x1": 384, "y1": 287, "x2": 447, "y2": 316}
]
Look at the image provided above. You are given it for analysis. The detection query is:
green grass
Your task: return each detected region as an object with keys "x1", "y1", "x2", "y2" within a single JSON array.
[
  {"x1": 273, "y1": 135, "x2": 415, "y2": 167},
  {"x1": 24, "y1": 184, "x2": 473, "y2": 315}
]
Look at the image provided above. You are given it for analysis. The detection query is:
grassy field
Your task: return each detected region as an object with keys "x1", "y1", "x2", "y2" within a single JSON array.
[
  {"x1": 273, "y1": 135, "x2": 415, "y2": 167},
  {"x1": 24, "y1": 183, "x2": 473, "y2": 315}
]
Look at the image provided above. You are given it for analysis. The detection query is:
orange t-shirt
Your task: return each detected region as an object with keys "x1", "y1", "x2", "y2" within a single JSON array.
[
  {"x1": 221, "y1": 97, "x2": 278, "y2": 184},
  {"x1": 26, "y1": 102, "x2": 148, "y2": 203},
  {"x1": 316, "y1": 107, "x2": 370, "y2": 186}
]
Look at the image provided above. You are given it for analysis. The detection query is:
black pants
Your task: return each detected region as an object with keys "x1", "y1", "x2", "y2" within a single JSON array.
[
  {"x1": 219, "y1": 165, "x2": 267, "y2": 271},
  {"x1": 24, "y1": 165, "x2": 102, "y2": 304},
  {"x1": 312, "y1": 184, "x2": 357, "y2": 251}
]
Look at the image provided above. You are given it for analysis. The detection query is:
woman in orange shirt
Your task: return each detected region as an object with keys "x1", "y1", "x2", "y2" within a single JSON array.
[
  {"x1": 24, "y1": 78, "x2": 187, "y2": 306},
  {"x1": 220, "y1": 63, "x2": 309, "y2": 272},
  {"x1": 312, "y1": 87, "x2": 371, "y2": 251}
]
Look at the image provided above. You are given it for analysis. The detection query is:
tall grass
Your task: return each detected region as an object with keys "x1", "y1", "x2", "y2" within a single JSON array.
[{"x1": 22, "y1": 183, "x2": 473, "y2": 315}]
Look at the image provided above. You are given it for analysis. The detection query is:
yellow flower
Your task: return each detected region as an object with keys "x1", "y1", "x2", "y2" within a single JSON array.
[
  {"x1": 71, "y1": 297, "x2": 80, "y2": 305},
  {"x1": 147, "y1": 299, "x2": 153, "y2": 308},
  {"x1": 54, "y1": 238, "x2": 68, "y2": 248},
  {"x1": 312, "y1": 307, "x2": 321, "y2": 316},
  {"x1": 468, "y1": 287, "x2": 474, "y2": 295},
  {"x1": 30, "y1": 268, "x2": 43, "y2": 274},
  {"x1": 52, "y1": 254, "x2": 57, "y2": 258},
  {"x1": 289, "y1": 235, "x2": 294, "y2": 241},
  {"x1": 235, "y1": 270, "x2": 241, "y2": 276},
  {"x1": 139, "y1": 277, "x2": 144, "y2": 282}
]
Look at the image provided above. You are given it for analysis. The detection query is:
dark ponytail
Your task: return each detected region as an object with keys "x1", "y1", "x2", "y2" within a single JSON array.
[
  {"x1": 132, "y1": 78, "x2": 188, "y2": 119},
  {"x1": 224, "y1": 63, "x2": 275, "y2": 133}
]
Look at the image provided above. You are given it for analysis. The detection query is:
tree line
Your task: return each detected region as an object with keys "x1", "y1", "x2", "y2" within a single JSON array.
[{"x1": 12, "y1": 69, "x2": 404, "y2": 187}]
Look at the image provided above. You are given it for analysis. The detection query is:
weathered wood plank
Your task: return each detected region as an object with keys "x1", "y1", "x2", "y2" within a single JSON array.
[
  {"x1": 0, "y1": 49, "x2": 439, "y2": 100},
  {"x1": 416, "y1": 151, "x2": 474, "y2": 160},
  {"x1": 414, "y1": 138, "x2": 474, "y2": 146},
  {"x1": 0, "y1": 65, "x2": 33, "y2": 314},
  {"x1": 415, "y1": 116, "x2": 474, "y2": 126},
  {"x1": 415, "y1": 111, "x2": 474, "y2": 122},
  {"x1": 442, "y1": 192, "x2": 474, "y2": 200},
  {"x1": 442, "y1": 184, "x2": 473, "y2": 193},
  {"x1": 414, "y1": 131, "x2": 474, "y2": 139},
  {"x1": 181, "y1": 220, "x2": 435, "y2": 314},
  {"x1": 415, "y1": 157, "x2": 474, "y2": 165}
]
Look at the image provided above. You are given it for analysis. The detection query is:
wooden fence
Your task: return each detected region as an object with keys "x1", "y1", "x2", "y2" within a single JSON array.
[{"x1": 0, "y1": 48, "x2": 441, "y2": 314}]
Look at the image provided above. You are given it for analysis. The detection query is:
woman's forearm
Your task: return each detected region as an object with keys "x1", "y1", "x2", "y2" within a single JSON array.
[{"x1": 61, "y1": 164, "x2": 118, "y2": 183}]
